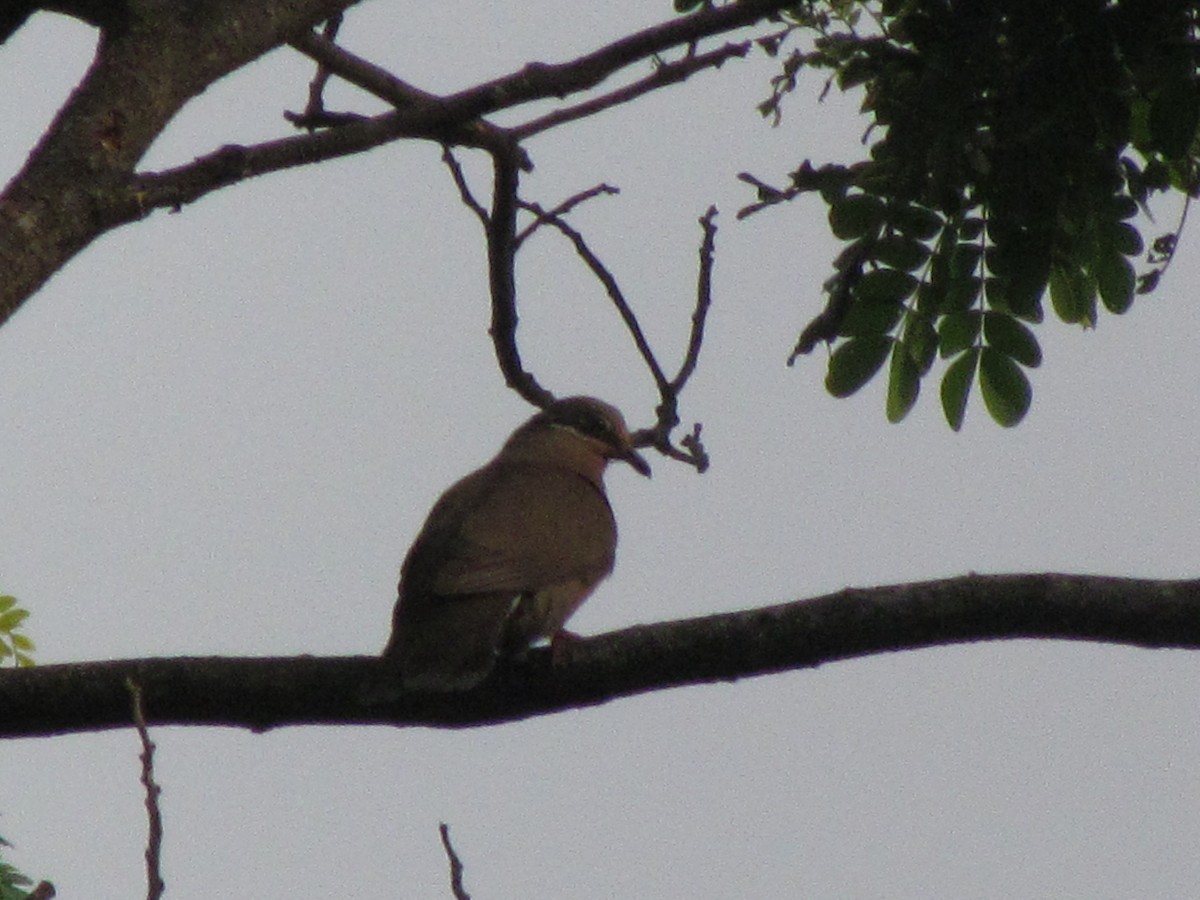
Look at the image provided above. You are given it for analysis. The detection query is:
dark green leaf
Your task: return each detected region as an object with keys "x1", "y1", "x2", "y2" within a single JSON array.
[
  {"x1": 1108, "y1": 221, "x2": 1144, "y2": 256},
  {"x1": 893, "y1": 204, "x2": 942, "y2": 240},
  {"x1": 915, "y1": 279, "x2": 945, "y2": 316},
  {"x1": 940, "y1": 349, "x2": 978, "y2": 432},
  {"x1": 1093, "y1": 250, "x2": 1135, "y2": 314},
  {"x1": 959, "y1": 217, "x2": 984, "y2": 241},
  {"x1": 1150, "y1": 78, "x2": 1200, "y2": 159},
  {"x1": 0, "y1": 609, "x2": 29, "y2": 631},
  {"x1": 937, "y1": 310, "x2": 981, "y2": 357},
  {"x1": 873, "y1": 235, "x2": 930, "y2": 271},
  {"x1": 950, "y1": 242, "x2": 983, "y2": 279},
  {"x1": 838, "y1": 56, "x2": 879, "y2": 91},
  {"x1": 886, "y1": 343, "x2": 920, "y2": 422},
  {"x1": 825, "y1": 336, "x2": 892, "y2": 397},
  {"x1": 829, "y1": 194, "x2": 884, "y2": 239},
  {"x1": 856, "y1": 268, "x2": 917, "y2": 304},
  {"x1": 983, "y1": 313, "x2": 1041, "y2": 368},
  {"x1": 1130, "y1": 96, "x2": 1152, "y2": 148},
  {"x1": 837, "y1": 300, "x2": 904, "y2": 336},
  {"x1": 942, "y1": 273, "x2": 982, "y2": 312},
  {"x1": 0, "y1": 596, "x2": 15, "y2": 614},
  {"x1": 979, "y1": 347, "x2": 1032, "y2": 427},
  {"x1": 1110, "y1": 195, "x2": 1139, "y2": 221},
  {"x1": 903, "y1": 313, "x2": 937, "y2": 374},
  {"x1": 1049, "y1": 265, "x2": 1096, "y2": 325},
  {"x1": 1004, "y1": 261, "x2": 1050, "y2": 320}
]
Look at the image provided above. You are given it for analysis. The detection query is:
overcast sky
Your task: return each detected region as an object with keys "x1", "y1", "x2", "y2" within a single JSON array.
[{"x1": 4, "y1": 4, "x2": 1200, "y2": 898}]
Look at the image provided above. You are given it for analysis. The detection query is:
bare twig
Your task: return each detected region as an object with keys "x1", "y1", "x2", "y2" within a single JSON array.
[
  {"x1": 284, "y1": 15, "x2": 344, "y2": 130},
  {"x1": 515, "y1": 183, "x2": 620, "y2": 247},
  {"x1": 519, "y1": 200, "x2": 669, "y2": 392},
  {"x1": 288, "y1": 30, "x2": 532, "y2": 168},
  {"x1": 441, "y1": 147, "x2": 489, "y2": 226},
  {"x1": 671, "y1": 205, "x2": 717, "y2": 393},
  {"x1": 126, "y1": 678, "x2": 165, "y2": 900},
  {"x1": 486, "y1": 148, "x2": 554, "y2": 408},
  {"x1": 680, "y1": 422, "x2": 710, "y2": 471},
  {"x1": 291, "y1": 24, "x2": 427, "y2": 109},
  {"x1": 438, "y1": 823, "x2": 471, "y2": 900},
  {"x1": 516, "y1": 200, "x2": 715, "y2": 469},
  {"x1": 735, "y1": 171, "x2": 803, "y2": 220},
  {"x1": 511, "y1": 40, "x2": 752, "y2": 140},
  {"x1": 643, "y1": 206, "x2": 718, "y2": 472}
]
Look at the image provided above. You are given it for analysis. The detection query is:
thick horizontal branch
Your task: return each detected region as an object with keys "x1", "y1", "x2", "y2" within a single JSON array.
[{"x1": 1, "y1": 573, "x2": 1198, "y2": 739}]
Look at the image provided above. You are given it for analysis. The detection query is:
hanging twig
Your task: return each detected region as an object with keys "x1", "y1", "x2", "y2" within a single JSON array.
[
  {"x1": 126, "y1": 678, "x2": 165, "y2": 900},
  {"x1": 438, "y1": 823, "x2": 471, "y2": 900},
  {"x1": 440, "y1": 147, "x2": 489, "y2": 226},
  {"x1": 486, "y1": 149, "x2": 555, "y2": 408}
]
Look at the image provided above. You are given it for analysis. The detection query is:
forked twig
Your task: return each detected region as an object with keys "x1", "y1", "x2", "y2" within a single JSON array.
[{"x1": 519, "y1": 199, "x2": 669, "y2": 392}]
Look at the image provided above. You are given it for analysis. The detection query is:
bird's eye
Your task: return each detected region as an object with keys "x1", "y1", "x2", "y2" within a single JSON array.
[{"x1": 569, "y1": 410, "x2": 618, "y2": 444}]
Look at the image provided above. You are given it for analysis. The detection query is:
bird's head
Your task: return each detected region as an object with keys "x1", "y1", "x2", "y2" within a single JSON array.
[{"x1": 504, "y1": 396, "x2": 652, "y2": 478}]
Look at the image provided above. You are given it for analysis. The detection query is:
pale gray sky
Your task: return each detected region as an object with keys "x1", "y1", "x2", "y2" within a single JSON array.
[{"x1": 3, "y1": 5, "x2": 1200, "y2": 898}]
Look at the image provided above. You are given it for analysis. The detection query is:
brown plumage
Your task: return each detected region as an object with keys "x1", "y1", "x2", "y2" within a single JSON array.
[{"x1": 383, "y1": 396, "x2": 650, "y2": 691}]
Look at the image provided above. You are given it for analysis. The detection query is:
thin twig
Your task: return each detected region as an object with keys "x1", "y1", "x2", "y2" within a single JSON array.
[
  {"x1": 284, "y1": 16, "x2": 343, "y2": 131},
  {"x1": 515, "y1": 184, "x2": 620, "y2": 247},
  {"x1": 487, "y1": 149, "x2": 554, "y2": 407},
  {"x1": 438, "y1": 823, "x2": 471, "y2": 900},
  {"x1": 291, "y1": 25, "x2": 429, "y2": 108},
  {"x1": 519, "y1": 201, "x2": 669, "y2": 391},
  {"x1": 671, "y1": 205, "x2": 717, "y2": 392},
  {"x1": 289, "y1": 30, "x2": 530, "y2": 168},
  {"x1": 511, "y1": 40, "x2": 752, "y2": 140},
  {"x1": 441, "y1": 147, "x2": 488, "y2": 226},
  {"x1": 126, "y1": 678, "x2": 165, "y2": 900},
  {"x1": 641, "y1": 206, "x2": 718, "y2": 472}
]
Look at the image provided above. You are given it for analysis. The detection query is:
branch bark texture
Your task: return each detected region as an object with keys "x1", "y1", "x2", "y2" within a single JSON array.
[{"x1": 1, "y1": 573, "x2": 1197, "y2": 739}]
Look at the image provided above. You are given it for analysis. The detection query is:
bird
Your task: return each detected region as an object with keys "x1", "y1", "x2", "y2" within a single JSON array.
[{"x1": 382, "y1": 396, "x2": 651, "y2": 691}]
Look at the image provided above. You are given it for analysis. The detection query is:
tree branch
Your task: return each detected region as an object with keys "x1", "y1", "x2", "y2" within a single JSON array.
[
  {"x1": 1, "y1": 0, "x2": 794, "y2": 326},
  {"x1": 518, "y1": 199, "x2": 669, "y2": 390},
  {"x1": 2, "y1": 574, "x2": 1199, "y2": 739},
  {"x1": 510, "y1": 39, "x2": 753, "y2": 141},
  {"x1": 485, "y1": 146, "x2": 555, "y2": 407}
]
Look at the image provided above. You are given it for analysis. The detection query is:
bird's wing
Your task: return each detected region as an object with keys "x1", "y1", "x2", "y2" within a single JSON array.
[{"x1": 406, "y1": 461, "x2": 617, "y2": 598}]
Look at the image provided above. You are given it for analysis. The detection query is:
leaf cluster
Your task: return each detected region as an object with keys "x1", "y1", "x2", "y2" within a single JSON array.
[
  {"x1": 0, "y1": 835, "x2": 35, "y2": 900},
  {"x1": 745, "y1": 0, "x2": 1200, "y2": 427},
  {"x1": 0, "y1": 596, "x2": 35, "y2": 668}
]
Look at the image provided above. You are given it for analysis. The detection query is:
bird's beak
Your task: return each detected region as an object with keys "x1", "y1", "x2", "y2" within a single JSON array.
[{"x1": 620, "y1": 446, "x2": 652, "y2": 477}]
